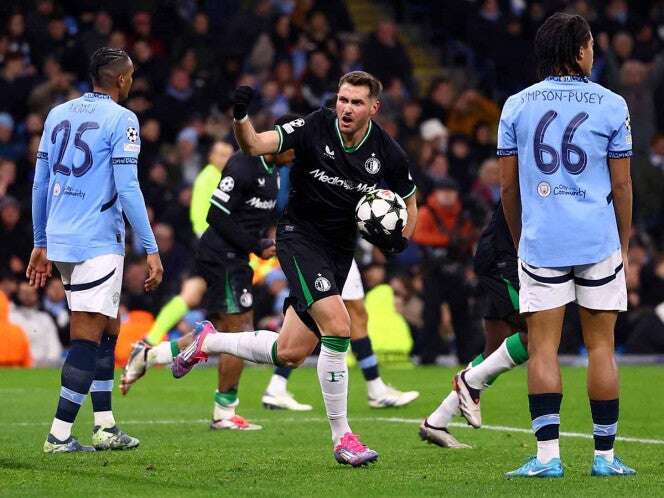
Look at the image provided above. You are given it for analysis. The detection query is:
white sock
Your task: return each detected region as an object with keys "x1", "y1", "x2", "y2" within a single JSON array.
[
  {"x1": 595, "y1": 448, "x2": 614, "y2": 463},
  {"x1": 213, "y1": 399, "x2": 238, "y2": 421},
  {"x1": 428, "y1": 391, "x2": 459, "y2": 428},
  {"x1": 266, "y1": 374, "x2": 288, "y2": 395},
  {"x1": 537, "y1": 439, "x2": 560, "y2": 464},
  {"x1": 318, "y1": 343, "x2": 351, "y2": 444},
  {"x1": 149, "y1": 341, "x2": 174, "y2": 366},
  {"x1": 465, "y1": 340, "x2": 516, "y2": 390},
  {"x1": 366, "y1": 377, "x2": 388, "y2": 398},
  {"x1": 203, "y1": 330, "x2": 278, "y2": 364},
  {"x1": 50, "y1": 418, "x2": 73, "y2": 441},
  {"x1": 94, "y1": 410, "x2": 116, "y2": 427}
]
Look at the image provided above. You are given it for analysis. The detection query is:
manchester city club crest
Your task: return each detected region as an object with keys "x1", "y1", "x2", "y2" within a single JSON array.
[
  {"x1": 537, "y1": 181, "x2": 551, "y2": 198},
  {"x1": 314, "y1": 274, "x2": 331, "y2": 292},
  {"x1": 364, "y1": 153, "x2": 381, "y2": 174}
]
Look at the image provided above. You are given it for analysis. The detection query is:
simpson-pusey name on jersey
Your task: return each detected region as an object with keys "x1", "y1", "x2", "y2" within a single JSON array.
[
  {"x1": 521, "y1": 90, "x2": 605, "y2": 104},
  {"x1": 309, "y1": 168, "x2": 376, "y2": 193}
]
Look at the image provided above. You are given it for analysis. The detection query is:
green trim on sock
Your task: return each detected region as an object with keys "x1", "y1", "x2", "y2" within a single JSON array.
[
  {"x1": 215, "y1": 389, "x2": 238, "y2": 406},
  {"x1": 271, "y1": 341, "x2": 283, "y2": 367},
  {"x1": 501, "y1": 277, "x2": 520, "y2": 312},
  {"x1": 293, "y1": 257, "x2": 314, "y2": 307},
  {"x1": 170, "y1": 340, "x2": 180, "y2": 358},
  {"x1": 470, "y1": 354, "x2": 484, "y2": 368},
  {"x1": 146, "y1": 295, "x2": 189, "y2": 345},
  {"x1": 321, "y1": 336, "x2": 350, "y2": 353},
  {"x1": 506, "y1": 333, "x2": 529, "y2": 365},
  {"x1": 225, "y1": 271, "x2": 240, "y2": 313}
]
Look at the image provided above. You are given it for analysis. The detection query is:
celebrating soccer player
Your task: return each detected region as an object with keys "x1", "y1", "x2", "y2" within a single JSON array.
[
  {"x1": 172, "y1": 71, "x2": 418, "y2": 466},
  {"x1": 29, "y1": 47, "x2": 163, "y2": 453},
  {"x1": 499, "y1": 13, "x2": 635, "y2": 477}
]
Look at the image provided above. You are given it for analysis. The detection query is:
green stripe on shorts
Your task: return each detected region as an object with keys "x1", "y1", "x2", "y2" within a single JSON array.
[
  {"x1": 293, "y1": 256, "x2": 314, "y2": 307},
  {"x1": 501, "y1": 277, "x2": 520, "y2": 312},
  {"x1": 225, "y1": 271, "x2": 239, "y2": 313}
]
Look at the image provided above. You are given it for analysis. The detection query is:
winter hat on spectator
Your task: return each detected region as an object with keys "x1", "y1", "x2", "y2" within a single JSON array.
[
  {"x1": 176, "y1": 127, "x2": 198, "y2": 146},
  {"x1": 0, "y1": 113, "x2": 14, "y2": 131},
  {"x1": 420, "y1": 118, "x2": 447, "y2": 141}
]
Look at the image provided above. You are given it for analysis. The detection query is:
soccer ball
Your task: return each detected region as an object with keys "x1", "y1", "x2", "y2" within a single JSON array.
[{"x1": 355, "y1": 189, "x2": 407, "y2": 236}]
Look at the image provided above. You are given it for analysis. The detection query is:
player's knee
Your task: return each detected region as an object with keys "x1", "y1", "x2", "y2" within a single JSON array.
[
  {"x1": 276, "y1": 347, "x2": 306, "y2": 368},
  {"x1": 321, "y1": 313, "x2": 351, "y2": 338}
]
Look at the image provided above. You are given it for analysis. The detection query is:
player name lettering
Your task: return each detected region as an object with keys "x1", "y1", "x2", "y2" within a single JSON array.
[
  {"x1": 309, "y1": 168, "x2": 376, "y2": 193},
  {"x1": 245, "y1": 197, "x2": 277, "y2": 210},
  {"x1": 68, "y1": 102, "x2": 97, "y2": 114},
  {"x1": 521, "y1": 90, "x2": 604, "y2": 105}
]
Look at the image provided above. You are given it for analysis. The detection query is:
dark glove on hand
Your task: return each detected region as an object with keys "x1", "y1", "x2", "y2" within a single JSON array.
[
  {"x1": 362, "y1": 218, "x2": 408, "y2": 255},
  {"x1": 232, "y1": 86, "x2": 254, "y2": 120}
]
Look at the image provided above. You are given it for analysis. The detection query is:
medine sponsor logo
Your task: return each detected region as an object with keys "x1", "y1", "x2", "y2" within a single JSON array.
[
  {"x1": 309, "y1": 168, "x2": 376, "y2": 193},
  {"x1": 553, "y1": 184, "x2": 586, "y2": 199},
  {"x1": 246, "y1": 197, "x2": 277, "y2": 210}
]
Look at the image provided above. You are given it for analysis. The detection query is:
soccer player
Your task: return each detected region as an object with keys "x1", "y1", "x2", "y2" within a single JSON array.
[
  {"x1": 121, "y1": 143, "x2": 314, "y2": 427},
  {"x1": 269, "y1": 258, "x2": 420, "y2": 409},
  {"x1": 419, "y1": 201, "x2": 528, "y2": 448},
  {"x1": 28, "y1": 47, "x2": 163, "y2": 453},
  {"x1": 500, "y1": 13, "x2": 635, "y2": 477},
  {"x1": 173, "y1": 71, "x2": 418, "y2": 466}
]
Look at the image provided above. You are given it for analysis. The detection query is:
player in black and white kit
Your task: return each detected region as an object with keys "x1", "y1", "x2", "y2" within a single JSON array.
[
  {"x1": 420, "y1": 201, "x2": 530, "y2": 448},
  {"x1": 173, "y1": 71, "x2": 418, "y2": 466},
  {"x1": 120, "y1": 142, "x2": 308, "y2": 429}
]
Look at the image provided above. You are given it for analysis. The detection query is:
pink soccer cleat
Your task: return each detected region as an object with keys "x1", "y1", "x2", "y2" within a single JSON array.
[
  {"x1": 171, "y1": 321, "x2": 215, "y2": 378},
  {"x1": 334, "y1": 433, "x2": 379, "y2": 467}
]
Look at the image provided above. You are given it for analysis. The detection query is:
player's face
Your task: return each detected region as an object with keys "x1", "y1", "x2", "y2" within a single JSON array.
[
  {"x1": 118, "y1": 61, "x2": 134, "y2": 101},
  {"x1": 336, "y1": 83, "x2": 379, "y2": 136},
  {"x1": 577, "y1": 35, "x2": 594, "y2": 76}
]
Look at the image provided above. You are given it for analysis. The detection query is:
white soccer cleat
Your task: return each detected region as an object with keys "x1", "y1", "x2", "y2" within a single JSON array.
[
  {"x1": 368, "y1": 385, "x2": 420, "y2": 408},
  {"x1": 120, "y1": 341, "x2": 151, "y2": 395},
  {"x1": 454, "y1": 369, "x2": 482, "y2": 428},
  {"x1": 210, "y1": 415, "x2": 263, "y2": 431},
  {"x1": 262, "y1": 391, "x2": 313, "y2": 411},
  {"x1": 418, "y1": 419, "x2": 471, "y2": 449}
]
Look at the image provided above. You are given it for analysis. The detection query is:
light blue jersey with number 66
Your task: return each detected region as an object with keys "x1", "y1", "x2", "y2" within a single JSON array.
[
  {"x1": 497, "y1": 76, "x2": 632, "y2": 267},
  {"x1": 32, "y1": 92, "x2": 157, "y2": 262}
]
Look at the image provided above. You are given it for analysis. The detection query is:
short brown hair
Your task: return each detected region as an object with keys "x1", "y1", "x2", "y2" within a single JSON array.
[{"x1": 338, "y1": 71, "x2": 383, "y2": 99}]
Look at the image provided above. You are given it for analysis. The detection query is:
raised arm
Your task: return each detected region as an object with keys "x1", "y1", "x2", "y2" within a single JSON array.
[{"x1": 232, "y1": 86, "x2": 281, "y2": 156}]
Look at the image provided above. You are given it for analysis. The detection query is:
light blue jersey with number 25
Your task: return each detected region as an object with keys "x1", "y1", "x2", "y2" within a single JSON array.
[
  {"x1": 497, "y1": 76, "x2": 632, "y2": 267},
  {"x1": 32, "y1": 92, "x2": 157, "y2": 263}
]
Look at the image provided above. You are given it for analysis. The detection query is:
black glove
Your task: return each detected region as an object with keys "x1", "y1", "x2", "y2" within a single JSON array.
[
  {"x1": 362, "y1": 218, "x2": 408, "y2": 255},
  {"x1": 232, "y1": 86, "x2": 254, "y2": 120}
]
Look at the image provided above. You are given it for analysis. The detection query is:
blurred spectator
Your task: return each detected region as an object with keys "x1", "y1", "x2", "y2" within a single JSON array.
[
  {"x1": 0, "y1": 196, "x2": 31, "y2": 276},
  {"x1": 176, "y1": 127, "x2": 202, "y2": 185},
  {"x1": 153, "y1": 67, "x2": 197, "y2": 141},
  {"x1": 0, "y1": 53, "x2": 38, "y2": 120},
  {"x1": 421, "y1": 77, "x2": 456, "y2": 123},
  {"x1": 301, "y1": 51, "x2": 335, "y2": 110},
  {"x1": 412, "y1": 178, "x2": 480, "y2": 363},
  {"x1": 0, "y1": 112, "x2": 23, "y2": 160},
  {"x1": 471, "y1": 158, "x2": 501, "y2": 210},
  {"x1": 42, "y1": 278, "x2": 70, "y2": 346},
  {"x1": 0, "y1": 290, "x2": 31, "y2": 368},
  {"x1": 152, "y1": 222, "x2": 192, "y2": 299},
  {"x1": 10, "y1": 282, "x2": 62, "y2": 366},
  {"x1": 363, "y1": 19, "x2": 413, "y2": 93}
]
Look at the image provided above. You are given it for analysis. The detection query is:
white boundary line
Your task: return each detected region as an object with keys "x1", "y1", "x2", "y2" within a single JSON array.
[{"x1": 9, "y1": 416, "x2": 664, "y2": 445}]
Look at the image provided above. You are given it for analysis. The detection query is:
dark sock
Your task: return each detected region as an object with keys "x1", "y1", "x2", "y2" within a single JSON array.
[
  {"x1": 351, "y1": 337, "x2": 379, "y2": 381},
  {"x1": 590, "y1": 399, "x2": 619, "y2": 451},
  {"x1": 55, "y1": 339, "x2": 98, "y2": 424},
  {"x1": 273, "y1": 366, "x2": 292, "y2": 379},
  {"x1": 529, "y1": 393, "x2": 562, "y2": 441},
  {"x1": 90, "y1": 334, "x2": 117, "y2": 414}
]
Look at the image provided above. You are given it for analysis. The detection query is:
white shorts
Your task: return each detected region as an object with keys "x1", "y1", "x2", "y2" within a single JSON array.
[
  {"x1": 519, "y1": 249, "x2": 627, "y2": 313},
  {"x1": 55, "y1": 254, "x2": 124, "y2": 319},
  {"x1": 341, "y1": 259, "x2": 365, "y2": 301}
]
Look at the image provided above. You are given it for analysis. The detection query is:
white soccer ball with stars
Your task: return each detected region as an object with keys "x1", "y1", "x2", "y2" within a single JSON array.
[{"x1": 355, "y1": 189, "x2": 407, "y2": 236}]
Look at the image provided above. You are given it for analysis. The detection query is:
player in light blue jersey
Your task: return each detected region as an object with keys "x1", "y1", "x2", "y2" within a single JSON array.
[
  {"x1": 499, "y1": 13, "x2": 635, "y2": 478},
  {"x1": 27, "y1": 47, "x2": 163, "y2": 453}
]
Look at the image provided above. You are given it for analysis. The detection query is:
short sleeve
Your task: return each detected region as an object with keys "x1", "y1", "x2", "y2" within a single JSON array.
[
  {"x1": 275, "y1": 112, "x2": 317, "y2": 153},
  {"x1": 607, "y1": 97, "x2": 632, "y2": 159},
  {"x1": 111, "y1": 110, "x2": 141, "y2": 167},
  {"x1": 384, "y1": 142, "x2": 417, "y2": 200},
  {"x1": 497, "y1": 96, "x2": 518, "y2": 157},
  {"x1": 209, "y1": 156, "x2": 248, "y2": 215}
]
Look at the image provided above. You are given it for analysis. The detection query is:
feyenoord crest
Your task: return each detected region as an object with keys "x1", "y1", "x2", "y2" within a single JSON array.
[
  {"x1": 240, "y1": 289, "x2": 253, "y2": 308},
  {"x1": 314, "y1": 274, "x2": 331, "y2": 292},
  {"x1": 364, "y1": 153, "x2": 381, "y2": 174}
]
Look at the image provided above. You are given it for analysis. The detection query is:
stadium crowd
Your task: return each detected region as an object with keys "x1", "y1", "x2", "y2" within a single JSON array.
[{"x1": 2, "y1": 0, "x2": 664, "y2": 368}]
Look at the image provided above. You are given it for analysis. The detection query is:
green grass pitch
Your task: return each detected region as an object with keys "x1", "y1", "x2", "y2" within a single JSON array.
[{"x1": 1, "y1": 364, "x2": 663, "y2": 497}]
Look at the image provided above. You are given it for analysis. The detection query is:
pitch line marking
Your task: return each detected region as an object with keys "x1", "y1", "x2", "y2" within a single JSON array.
[{"x1": 8, "y1": 416, "x2": 664, "y2": 445}]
